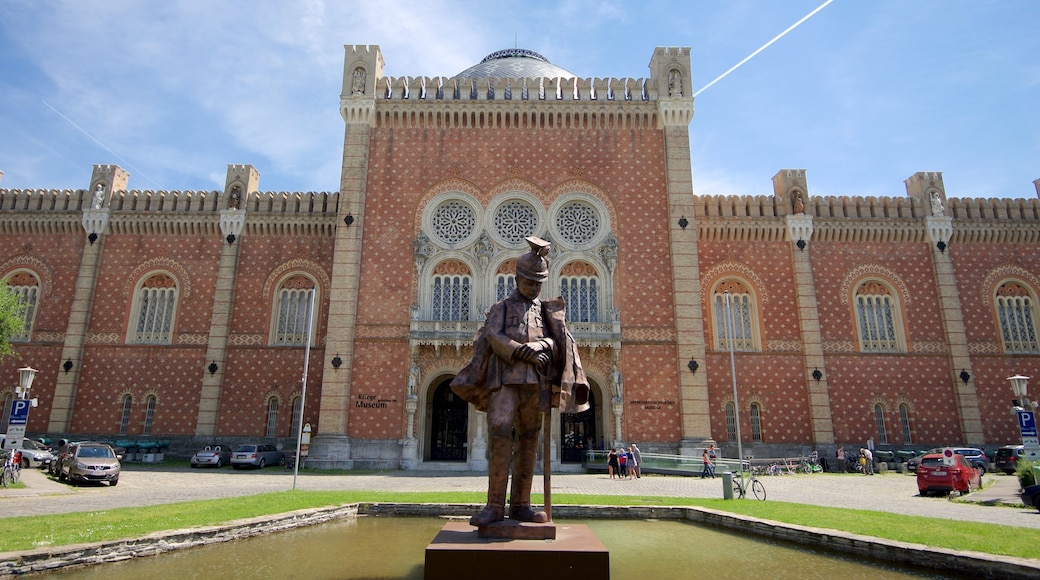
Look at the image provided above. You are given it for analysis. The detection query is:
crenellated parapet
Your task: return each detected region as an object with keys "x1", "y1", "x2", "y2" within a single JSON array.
[{"x1": 693, "y1": 177, "x2": 1040, "y2": 246}]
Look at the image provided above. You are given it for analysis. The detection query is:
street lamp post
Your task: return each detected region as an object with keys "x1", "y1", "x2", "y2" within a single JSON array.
[
  {"x1": 1008, "y1": 375, "x2": 1040, "y2": 464},
  {"x1": 4, "y1": 367, "x2": 39, "y2": 451}
]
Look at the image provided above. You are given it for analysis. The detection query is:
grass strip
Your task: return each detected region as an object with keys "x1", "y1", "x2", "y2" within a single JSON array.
[{"x1": 2, "y1": 490, "x2": 1038, "y2": 560}]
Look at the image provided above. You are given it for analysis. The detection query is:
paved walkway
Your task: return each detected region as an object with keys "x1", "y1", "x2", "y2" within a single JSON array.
[{"x1": 2, "y1": 466, "x2": 1038, "y2": 530}]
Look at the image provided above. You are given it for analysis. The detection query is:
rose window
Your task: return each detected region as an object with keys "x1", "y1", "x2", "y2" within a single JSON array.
[
  {"x1": 494, "y1": 200, "x2": 537, "y2": 244},
  {"x1": 556, "y1": 201, "x2": 600, "y2": 246},
  {"x1": 432, "y1": 200, "x2": 475, "y2": 244}
]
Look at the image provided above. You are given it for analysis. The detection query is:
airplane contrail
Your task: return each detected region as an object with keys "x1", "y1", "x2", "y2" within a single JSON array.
[
  {"x1": 693, "y1": 0, "x2": 836, "y2": 97},
  {"x1": 42, "y1": 100, "x2": 161, "y2": 188}
]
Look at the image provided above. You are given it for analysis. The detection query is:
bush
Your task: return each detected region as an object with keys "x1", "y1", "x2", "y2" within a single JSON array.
[{"x1": 1015, "y1": 459, "x2": 1038, "y2": 488}]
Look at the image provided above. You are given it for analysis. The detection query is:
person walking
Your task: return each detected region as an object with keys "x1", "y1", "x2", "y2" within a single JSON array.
[
  {"x1": 617, "y1": 448, "x2": 628, "y2": 479},
  {"x1": 630, "y1": 444, "x2": 642, "y2": 478},
  {"x1": 607, "y1": 448, "x2": 618, "y2": 479},
  {"x1": 701, "y1": 446, "x2": 715, "y2": 479},
  {"x1": 836, "y1": 444, "x2": 846, "y2": 473}
]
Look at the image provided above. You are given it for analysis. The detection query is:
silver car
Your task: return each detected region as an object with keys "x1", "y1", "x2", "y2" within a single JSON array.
[
  {"x1": 230, "y1": 444, "x2": 283, "y2": 469},
  {"x1": 190, "y1": 445, "x2": 232, "y2": 468}
]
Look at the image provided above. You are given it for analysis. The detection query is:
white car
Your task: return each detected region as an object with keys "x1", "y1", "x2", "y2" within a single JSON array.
[{"x1": 1, "y1": 437, "x2": 56, "y2": 469}]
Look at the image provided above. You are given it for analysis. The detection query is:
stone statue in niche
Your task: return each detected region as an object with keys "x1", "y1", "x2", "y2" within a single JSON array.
[
  {"x1": 451, "y1": 237, "x2": 589, "y2": 529},
  {"x1": 668, "y1": 69, "x2": 683, "y2": 97},
  {"x1": 792, "y1": 190, "x2": 804, "y2": 214},
  {"x1": 229, "y1": 185, "x2": 241, "y2": 210},
  {"x1": 352, "y1": 67, "x2": 366, "y2": 94},
  {"x1": 930, "y1": 191, "x2": 944, "y2": 217},
  {"x1": 91, "y1": 183, "x2": 106, "y2": 209}
]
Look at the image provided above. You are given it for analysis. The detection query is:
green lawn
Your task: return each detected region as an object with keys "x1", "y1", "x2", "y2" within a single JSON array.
[{"x1": 2, "y1": 490, "x2": 1039, "y2": 560}]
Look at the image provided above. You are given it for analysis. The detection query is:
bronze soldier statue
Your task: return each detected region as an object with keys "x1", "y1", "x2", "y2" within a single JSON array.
[{"x1": 451, "y1": 236, "x2": 589, "y2": 526}]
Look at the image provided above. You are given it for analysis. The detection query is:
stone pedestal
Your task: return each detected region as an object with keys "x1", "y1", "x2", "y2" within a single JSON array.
[{"x1": 425, "y1": 522, "x2": 609, "y2": 580}]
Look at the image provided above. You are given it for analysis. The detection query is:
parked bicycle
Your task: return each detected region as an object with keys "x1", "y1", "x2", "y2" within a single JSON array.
[
  {"x1": 1, "y1": 454, "x2": 21, "y2": 488},
  {"x1": 732, "y1": 464, "x2": 766, "y2": 500}
]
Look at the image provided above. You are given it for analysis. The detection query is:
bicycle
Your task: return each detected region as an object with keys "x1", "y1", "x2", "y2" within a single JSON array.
[
  {"x1": 1, "y1": 456, "x2": 21, "y2": 488},
  {"x1": 732, "y1": 465, "x2": 766, "y2": 500}
]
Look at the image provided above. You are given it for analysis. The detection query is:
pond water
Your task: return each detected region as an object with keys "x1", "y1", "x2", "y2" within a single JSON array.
[{"x1": 49, "y1": 516, "x2": 955, "y2": 579}]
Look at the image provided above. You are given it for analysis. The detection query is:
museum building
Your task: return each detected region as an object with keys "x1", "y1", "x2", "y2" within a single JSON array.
[{"x1": 1, "y1": 45, "x2": 1039, "y2": 469}]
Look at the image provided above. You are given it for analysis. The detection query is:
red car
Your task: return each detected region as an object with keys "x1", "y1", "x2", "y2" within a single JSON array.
[{"x1": 916, "y1": 453, "x2": 981, "y2": 496}]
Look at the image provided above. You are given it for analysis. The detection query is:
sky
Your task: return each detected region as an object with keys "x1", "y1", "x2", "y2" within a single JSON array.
[{"x1": 0, "y1": 0, "x2": 1037, "y2": 200}]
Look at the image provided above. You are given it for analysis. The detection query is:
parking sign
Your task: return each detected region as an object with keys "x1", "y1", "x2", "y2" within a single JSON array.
[
  {"x1": 1018, "y1": 410, "x2": 1037, "y2": 438},
  {"x1": 8, "y1": 399, "x2": 30, "y2": 426}
]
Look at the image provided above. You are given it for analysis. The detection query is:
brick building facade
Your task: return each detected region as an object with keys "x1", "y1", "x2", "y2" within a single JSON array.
[{"x1": 1, "y1": 45, "x2": 1039, "y2": 469}]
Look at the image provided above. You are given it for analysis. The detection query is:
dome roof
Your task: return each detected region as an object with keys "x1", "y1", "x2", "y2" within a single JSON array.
[{"x1": 456, "y1": 48, "x2": 575, "y2": 79}]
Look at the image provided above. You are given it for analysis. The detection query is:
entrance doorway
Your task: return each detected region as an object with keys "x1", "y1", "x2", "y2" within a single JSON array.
[
  {"x1": 429, "y1": 379, "x2": 468, "y2": 461},
  {"x1": 560, "y1": 389, "x2": 597, "y2": 463}
]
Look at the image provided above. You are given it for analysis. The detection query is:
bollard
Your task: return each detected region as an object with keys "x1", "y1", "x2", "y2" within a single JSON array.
[{"x1": 722, "y1": 472, "x2": 734, "y2": 499}]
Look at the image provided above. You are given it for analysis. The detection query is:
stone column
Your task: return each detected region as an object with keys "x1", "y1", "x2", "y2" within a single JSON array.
[
  {"x1": 651, "y1": 47, "x2": 711, "y2": 454},
  {"x1": 49, "y1": 165, "x2": 126, "y2": 431},
  {"x1": 785, "y1": 213, "x2": 835, "y2": 445},
  {"x1": 195, "y1": 206, "x2": 246, "y2": 436},
  {"x1": 310, "y1": 45, "x2": 383, "y2": 468},
  {"x1": 926, "y1": 215, "x2": 984, "y2": 445}
]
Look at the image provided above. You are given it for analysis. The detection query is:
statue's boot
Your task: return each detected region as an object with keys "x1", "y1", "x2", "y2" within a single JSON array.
[
  {"x1": 508, "y1": 437, "x2": 549, "y2": 523},
  {"x1": 469, "y1": 435, "x2": 511, "y2": 526}
]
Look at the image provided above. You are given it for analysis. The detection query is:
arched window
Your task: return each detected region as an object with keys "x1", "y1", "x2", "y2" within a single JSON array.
[
  {"x1": 266, "y1": 397, "x2": 279, "y2": 437},
  {"x1": 118, "y1": 395, "x2": 132, "y2": 435},
  {"x1": 131, "y1": 273, "x2": 178, "y2": 344},
  {"x1": 874, "y1": 404, "x2": 889, "y2": 445},
  {"x1": 898, "y1": 403, "x2": 913, "y2": 444},
  {"x1": 430, "y1": 260, "x2": 471, "y2": 321},
  {"x1": 854, "y1": 280, "x2": 904, "y2": 352},
  {"x1": 749, "y1": 403, "x2": 763, "y2": 442},
  {"x1": 560, "y1": 261, "x2": 600, "y2": 323},
  {"x1": 713, "y1": 280, "x2": 759, "y2": 351},
  {"x1": 496, "y1": 273, "x2": 516, "y2": 302},
  {"x1": 274, "y1": 275, "x2": 316, "y2": 346},
  {"x1": 290, "y1": 396, "x2": 303, "y2": 437},
  {"x1": 724, "y1": 402, "x2": 736, "y2": 441},
  {"x1": 495, "y1": 259, "x2": 517, "y2": 303},
  {"x1": 142, "y1": 395, "x2": 157, "y2": 435},
  {"x1": 995, "y1": 281, "x2": 1039, "y2": 353},
  {"x1": 5, "y1": 271, "x2": 39, "y2": 342}
]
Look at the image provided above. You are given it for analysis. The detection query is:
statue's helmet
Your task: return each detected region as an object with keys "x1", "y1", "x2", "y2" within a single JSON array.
[{"x1": 516, "y1": 236, "x2": 551, "y2": 282}]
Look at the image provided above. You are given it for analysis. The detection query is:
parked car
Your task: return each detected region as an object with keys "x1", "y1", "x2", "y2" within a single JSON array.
[
  {"x1": 56, "y1": 442, "x2": 121, "y2": 486},
  {"x1": 13, "y1": 439, "x2": 55, "y2": 469},
  {"x1": 995, "y1": 444, "x2": 1025, "y2": 475},
  {"x1": 906, "y1": 447, "x2": 986, "y2": 474},
  {"x1": 191, "y1": 445, "x2": 231, "y2": 468},
  {"x1": 916, "y1": 453, "x2": 981, "y2": 495},
  {"x1": 230, "y1": 444, "x2": 283, "y2": 469},
  {"x1": 1021, "y1": 484, "x2": 1040, "y2": 512}
]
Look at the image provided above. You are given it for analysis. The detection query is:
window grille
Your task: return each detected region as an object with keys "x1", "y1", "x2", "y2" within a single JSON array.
[
  {"x1": 119, "y1": 395, "x2": 132, "y2": 435},
  {"x1": 715, "y1": 292, "x2": 754, "y2": 351},
  {"x1": 133, "y1": 274, "x2": 177, "y2": 344},
  {"x1": 898, "y1": 404, "x2": 913, "y2": 444},
  {"x1": 143, "y1": 396, "x2": 157, "y2": 435},
  {"x1": 874, "y1": 404, "x2": 889, "y2": 445},
  {"x1": 431, "y1": 275, "x2": 470, "y2": 321},
  {"x1": 855, "y1": 284, "x2": 899, "y2": 352},
  {"x1": 750, "y1": 403, "x2": 763, "y2": 442},
  {"x1": 275, "y1": 281, "x2": 315, "y2": 346},
  {"x1": 725, "y1": 402, "x2": 736, "y2": 441},
  {"x1": 6, "y1": 273, "x2": 38, "y2": 342},
  {"x1": 996, "y1": 282, "x2": 1039, "y2": 353},
  {"x1": 560, "y1": 277, "x2": 599, "y2": 322},
  {"x1": 266, "y1": 398, "x2": 279, "y2": 437},
  {"x1": 291, "y1": 397, "x2": 303, "y2": 436}
]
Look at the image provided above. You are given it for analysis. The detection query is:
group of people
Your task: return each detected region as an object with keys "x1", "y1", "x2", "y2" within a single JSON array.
[
  {"x1": 607, "y1": 444, "x2": 641, "y2": 479},
  {"x1": 835, "y1": 444, "x2": 875, "y2": 475}
]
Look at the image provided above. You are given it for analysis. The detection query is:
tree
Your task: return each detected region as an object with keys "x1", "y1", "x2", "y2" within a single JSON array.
[{"x1": 0, "y1": 280, "x2": 27, "y2": 361}]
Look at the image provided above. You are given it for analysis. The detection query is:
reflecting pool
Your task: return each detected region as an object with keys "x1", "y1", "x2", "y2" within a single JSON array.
[{"x1": 48, "y1": 517, "x2": 954, "y2": 579}]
